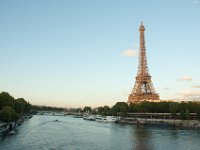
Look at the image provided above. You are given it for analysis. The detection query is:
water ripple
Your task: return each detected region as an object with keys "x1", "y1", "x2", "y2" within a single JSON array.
[{"x1": 0, "y1": 115, "x2": 200, "y2": 150}]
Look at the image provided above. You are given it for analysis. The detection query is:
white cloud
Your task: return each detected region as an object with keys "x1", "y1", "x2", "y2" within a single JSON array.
[
  {"x1": 122, "y1": 49, "x2": 137, "y2": 57},
  {"x1": 180, "y1": 90, "x2": 200, "y2": 97},
  {"x1": 176, "y1": 75, "x2": 193, "y2": 81},
  {"x1": 163, "y1": 88, "x2": 170, "y2": 90},
  {"x1": 192, "y1": 85, "x2": 200, "y2": 88}
]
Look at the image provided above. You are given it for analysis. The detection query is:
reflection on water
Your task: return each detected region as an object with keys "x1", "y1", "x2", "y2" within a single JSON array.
[
  {"x1": 134, "y1": 127, "x2": 153, "y2": 150},
  {"x1": 0, "y1": 115, "x2": 200, "y2": 150}
]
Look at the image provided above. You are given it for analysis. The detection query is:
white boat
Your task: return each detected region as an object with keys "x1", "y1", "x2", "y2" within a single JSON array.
[
  {"x1": 104, "y1": 116, "x2": 119, "y2": 123},
  {"x1": 95, "y1": 116, "x2": 120, "y2": 123},
  {"x1": 83, "y1": 115, "x2": 96, "y2": 121},
  {"x1": 95, "y1": 115, "x2": 106, "y2": 122}
]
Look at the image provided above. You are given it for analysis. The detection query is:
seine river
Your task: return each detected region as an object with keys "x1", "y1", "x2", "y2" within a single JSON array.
[{"x1": 0, "y1": 115, "x2": 200, "y2": 150}]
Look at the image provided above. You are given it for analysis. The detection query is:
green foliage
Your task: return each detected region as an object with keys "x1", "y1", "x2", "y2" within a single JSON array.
[
  {"x1": 0, "y1": 92, "x2": 15, "y2": 109},
  {"x1": 139, "y1": 101, "x2": 152, "y2": 112},
  {"x1": 97, "y1": 106, "x2": 111, "y2": 116},
  {"x1": 179, "y1": 109, "x2": 185, "y2": 120},
  {"x1": 169, "y1": 102, "x2": 178, "y2": 116},
  {"x1": 95, "y1": 101, "x2": 200, "y2": 118},
  {"x1": 196, "y1": 109, "x2": 200, "y2": 120},
  {"x1": 31, "y1": 105, "x2": 64, "y2": 112},
  {"x1": 102, "y1": 106, "x2": 111, "y2": 115},
  {"x1": 0, "y1": 106, "x2": 19, "y2": 122},
  {"x1": 83, "y1": 106, "x2": 92, "y2": 113},
  {"x1": 185, "y1": 109, "x2": 191, "y2": 120},
  {"x1": 15, "y1": 98, "x2": 31, "y2": 114},
  {"x1": 97, "y1": 106, "x2": 104, "y2": 114},
  {"x1": 112, "y1": 102, "x2": 128, "y2": 116},
  {"x1": 195, "y1": 104, "x2": 200, "y2": 120},
  {"x1": 0, "y1": 91, "x2": 31, "y2": 122},
  {"x1": 126, "y1": 101, "x2": 200, "y2": 116},
  {"x1": 128, "y1": 103, "x2": 136, "y2": 112}
]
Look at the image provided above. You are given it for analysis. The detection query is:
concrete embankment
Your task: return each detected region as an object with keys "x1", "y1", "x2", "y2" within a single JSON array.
[
  {"x1": 120, "y1": 117, "x2": 200, "y2": 129},
  {"x1": 0, "y1": 114, "x2": 33, "y2": 137}
]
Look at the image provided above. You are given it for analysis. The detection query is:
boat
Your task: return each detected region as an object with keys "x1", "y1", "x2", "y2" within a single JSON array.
[
  {"x1": 83, "y1": 115, "x2": 96, "y2": 121},
  {"x1": 95, "y1": 116, "x2": 120, "y2": 123},
  {"x1": 104, "y1": 116, "x2": 119, "y2": 123},
  {"x1": 95, "y1": 115, "x2": 105, "y2": 122}
]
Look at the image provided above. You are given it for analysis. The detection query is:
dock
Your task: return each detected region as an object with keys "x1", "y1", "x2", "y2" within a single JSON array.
[{"x1": 119, "y1": 113, "x2": 200, "y2": 129}]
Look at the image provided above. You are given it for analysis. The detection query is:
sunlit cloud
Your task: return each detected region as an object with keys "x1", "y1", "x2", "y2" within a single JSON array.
[
  {"x1": 192, "y1": 85, "x2": 200, "y2": 88},
  {"x1": 122, "y1": 49, "x2": 137, "y2": 57},
  {"x1": 180, "y1": 90, "x2": 200, "y2": 97},
  {"x1": 173, "y1": 90, "x2": 200, "y2": 101},
  {"x1": 176, "y1": 75, "x2": 193, "y2": 81}
]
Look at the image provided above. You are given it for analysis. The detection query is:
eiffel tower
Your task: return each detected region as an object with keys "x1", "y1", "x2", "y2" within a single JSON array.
[{"x1": 128, "y1": 22, "x2": 159, "y2": 104}]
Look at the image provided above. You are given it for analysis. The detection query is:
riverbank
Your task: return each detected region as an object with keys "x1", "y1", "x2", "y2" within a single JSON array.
[
  {"x1": 35, "y1": 112, "x2": 200, "y2": 130},
  {"x1": 0, "y1": 114, "x2": 33, "y2": 137},
  {"x1": 119, "y1": 117, "x2": 200, "y2": 129}
]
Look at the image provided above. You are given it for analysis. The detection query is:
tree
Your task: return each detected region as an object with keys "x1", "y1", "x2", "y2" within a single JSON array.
[
  {"x1": 128, "y1": 103, "x2": 136, "y2": 113},
  {"x1": 196, "y1": 104, "x2": 200, "y2": 120},
  {"x1": 0, "y1": 106, "x2": 19, "y2": 122},
  {"x1": 0, "y1": 92, "x2": 15, "y2": 109},
  {"x1": 83, "y1": 106, "x2": 92, "y2": 113},
  {"x1": 15, "y1": 98, "x2": 31, "y2": 114},
  {"x1": 179, "y1": 109, "x2": 185, "y2": 120},
  {"x1": 97, "y1": 106, "x2": 104, "y2": 114},
  {"x1": 169, "y1": 102, "x2": 178, "y2": 117},
  {"x1": 112, "y1": 102, "x2": 128, "y2": 116},
  {"x1": 185, "y1": 109, "x2": 191, "y2": 120},
  {"x1": 139, "y1": 101, "x2": 151, "y2": 113},
  {"x1": 102, "y1": 106, "x2": 111, "y2": 116}
]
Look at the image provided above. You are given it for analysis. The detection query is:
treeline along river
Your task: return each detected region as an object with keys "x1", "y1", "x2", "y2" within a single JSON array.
[{"x1": 0, "y1": 115, "x2": 200, "y2": 150}]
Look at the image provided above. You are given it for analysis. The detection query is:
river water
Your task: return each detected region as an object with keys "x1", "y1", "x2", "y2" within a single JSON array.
[{"x1": 0, "y1": 115, "x2": 200, "y2": 150}]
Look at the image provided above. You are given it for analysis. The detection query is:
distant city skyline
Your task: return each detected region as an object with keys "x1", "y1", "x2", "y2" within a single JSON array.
[{"x1": 0, "y1": 0, "x2": 200, "y2": 107}]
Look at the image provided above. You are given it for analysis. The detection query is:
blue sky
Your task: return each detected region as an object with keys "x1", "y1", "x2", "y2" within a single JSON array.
[{"x1": 0, "y1": 0, "x2": 200, "y2": 107}]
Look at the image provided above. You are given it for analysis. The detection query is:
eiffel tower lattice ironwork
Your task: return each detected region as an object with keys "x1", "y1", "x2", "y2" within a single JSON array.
[{"x1": 128, "y1": 22, "x2": 159, "y2": 103}]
